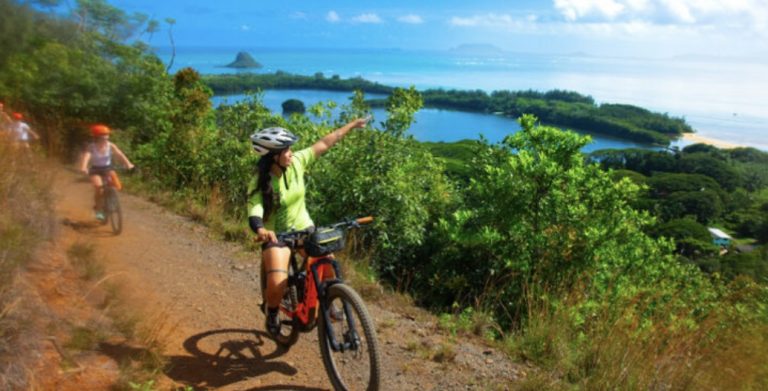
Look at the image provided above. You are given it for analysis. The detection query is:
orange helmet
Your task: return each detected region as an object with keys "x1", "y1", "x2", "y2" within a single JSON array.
[
  {"x1": 12, "y1": 112, "x2": 22, "y2": 120},
  {"x1": 90, "y1": 124, "x2": 111, "y2": 136}
]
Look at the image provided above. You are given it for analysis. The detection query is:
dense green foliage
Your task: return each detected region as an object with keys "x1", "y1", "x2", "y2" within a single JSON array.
[
  {"x1": 3, "y1": 2, "x2": 767, "y2": 388},
  {"x1": 591, "y1": 145, "x2": 768, "y2": 283},
  {"x1": 421, "y1": 139, "x2": 480, "y2": 181},
  {"x1": 0, "y1": 139, "x2": 55, "y2": 390},
  {"x1": 203, "y1": 71, "x2": 394, "y2": 95},
  {"x1": 418, "y1": 88, "x2": 690, "y2": 144},
  {"x1": 0, "y1": 141, "x2": 54, "y2": 292},
  {"x1": 426, "y1": 117, "x2": 712, "y2": 323}
]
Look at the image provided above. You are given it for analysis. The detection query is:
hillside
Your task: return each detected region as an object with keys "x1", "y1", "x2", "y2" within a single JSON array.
[
  {"x1": 4, "y1": 166, "x2": 524, "y2": 390},
  {"x1": 3, "y1": 1, "x2": 767, "y2": 389}
]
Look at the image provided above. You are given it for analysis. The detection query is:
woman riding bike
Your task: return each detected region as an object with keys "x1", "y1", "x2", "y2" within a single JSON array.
[
  {"x1": 248, "y1": 117, "x2": 369, "y2": 336},
  {"x1": 79, "y1": 124, "x2": 134, "y2": 221},
  {"x1": 9, "y1": 112, "x2": 40, "y2": 149}
]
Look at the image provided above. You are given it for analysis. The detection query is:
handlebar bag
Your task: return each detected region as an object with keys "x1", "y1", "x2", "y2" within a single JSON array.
[{"x1": 305, "y1": 226, "x2": 345, "y2": 257}]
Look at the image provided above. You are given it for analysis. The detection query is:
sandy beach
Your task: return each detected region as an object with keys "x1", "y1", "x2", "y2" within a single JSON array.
[{"x1": 680, "y1": 132, "x2": 751, "y2": 149}]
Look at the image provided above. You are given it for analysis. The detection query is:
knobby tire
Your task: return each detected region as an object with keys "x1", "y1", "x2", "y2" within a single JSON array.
[
  {"x1": 318, "y1": 283, "x2": 381, "y2": 391},
  {"x1": 105, "y1": 187, "x2": 122, "y2": 235}
]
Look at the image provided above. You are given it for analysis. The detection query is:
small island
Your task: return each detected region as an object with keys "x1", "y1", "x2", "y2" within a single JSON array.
[{"x1": 224, "y1": 52, "x2": 262, "y2": 69}]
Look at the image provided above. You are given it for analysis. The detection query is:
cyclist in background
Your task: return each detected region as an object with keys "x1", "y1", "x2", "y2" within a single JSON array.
[
  {"x1": 248, "y1": 117, "x2": 369, "y2": 335},
  {"x1": 10, "y1": 112, "x2": 40, "y2": 148},
  {"x1": 79, "y1": 124, "x2": 134, "y2": 221}
]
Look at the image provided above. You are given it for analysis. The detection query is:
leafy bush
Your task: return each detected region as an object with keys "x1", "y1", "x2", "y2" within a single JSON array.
[
  {"x1": 431, "y1": 115, "x2": 717, "y2": 330},
  {"x1": 303, "y1": 89, "x2": 457, "y2": 283}
]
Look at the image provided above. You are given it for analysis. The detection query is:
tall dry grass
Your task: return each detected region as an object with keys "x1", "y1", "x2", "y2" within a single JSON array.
[
  {"x1": 0, "y1": 139, "x2": 55, "y2": 389},
  {"x1": 508, "y1": 279, "x2": 768, "y2": 390}
]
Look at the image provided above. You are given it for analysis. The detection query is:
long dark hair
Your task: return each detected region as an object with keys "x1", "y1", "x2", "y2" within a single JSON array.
[{"x1": 256, "y1": 153, "x2": 278, "y2": 222}]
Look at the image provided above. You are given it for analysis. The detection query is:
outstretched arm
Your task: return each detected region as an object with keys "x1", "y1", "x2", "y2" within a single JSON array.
[
  {"x1": 28, "y1": 127, "x2": 40, "y2": 141},
  {"x1": 110, "y1": 143, "x2": 135, "y2": 169},
  {"x1": 79, "y1": 150, "x2": 91, "y2": 175},
  {"x1": 311, "y1": 117, "x2": 369, "y2": 157}
]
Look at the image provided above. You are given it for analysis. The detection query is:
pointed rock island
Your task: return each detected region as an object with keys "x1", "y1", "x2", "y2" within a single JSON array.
[{"x1": 225, "y1": 52, "x2": 262, "y2": 69}]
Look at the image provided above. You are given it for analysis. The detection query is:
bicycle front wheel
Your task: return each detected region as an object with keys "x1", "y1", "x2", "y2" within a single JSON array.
[
  {"x1": 318, "y1": 283, "x2": 381, "y2": 391},
  {"x1": 105, "y1": 187, "x2": 122, "y2": 235}
]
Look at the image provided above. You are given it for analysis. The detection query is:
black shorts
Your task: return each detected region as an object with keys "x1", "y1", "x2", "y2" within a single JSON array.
[{"x1": 89, "y1": 165, "x2": 113, "y2": 176}]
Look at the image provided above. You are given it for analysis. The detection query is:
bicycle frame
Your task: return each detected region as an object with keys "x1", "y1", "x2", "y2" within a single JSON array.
[
  {"x1": 285, "y1": 249, "x2": 362, "y2": 352},
  {"x1": 287, "y1": 250, "x2": 337, "y2": 317},
  {"x1": 99, "y1": 170, "x2": 121, "y2": 191}
]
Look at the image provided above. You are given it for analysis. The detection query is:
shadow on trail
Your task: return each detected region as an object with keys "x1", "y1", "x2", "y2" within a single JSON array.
[
  {"x1": 163, "y1": 328, "x2": 322, "y2": 390},
  {"x1": 61, "y1": 218, "x2": 115, "y2": 237},
  {"x1": 245, "y1": 386, "x2": 329, "y2": 390},
  {"x1": 60, "y1": 170, "x2": 116, "y2": 236}
]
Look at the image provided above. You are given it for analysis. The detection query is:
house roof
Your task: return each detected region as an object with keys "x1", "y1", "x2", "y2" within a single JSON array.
[{"x1": 708, "y1": 227, "x2": 733, "y2": 240}]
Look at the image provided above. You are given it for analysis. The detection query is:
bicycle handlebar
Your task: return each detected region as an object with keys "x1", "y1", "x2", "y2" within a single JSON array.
[
  {"x1": 276, "y1": 216, "x2": 374, "y2": 244},
  {"x1": 356, "y1": 216, "x2": 374, "y2": 225}
]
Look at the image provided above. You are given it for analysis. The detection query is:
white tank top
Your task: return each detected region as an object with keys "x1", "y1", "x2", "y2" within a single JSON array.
[
  {"x1": 89, "y1": 142, "x2": 112, "y2": 167},
  {"x1": 13, "y1": 121, "x2": 30, "y2": 141}
]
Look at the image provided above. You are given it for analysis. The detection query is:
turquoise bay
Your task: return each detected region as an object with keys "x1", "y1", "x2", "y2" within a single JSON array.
[
  {"x1": 213, "y1": 90, "x2": 657, "y2": 153},
  {"x1": 159, "y1": 47, "x2": 768, "y2": 150}
]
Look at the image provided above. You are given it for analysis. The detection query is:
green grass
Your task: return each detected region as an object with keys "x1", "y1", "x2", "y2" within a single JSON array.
[
  {"x1": 437, "y1": 306, "x2": 499, "y2": 341},
  {"x1": 501, "y1": 287, "x2": 768, "y2": 390},
  {"x1": 65, "y1": 325, "x2": 103, "y2": 351},
  {"x1": 0, "y1": 142, "x2": 54, "y2": 390},
  {"x1": 66, "y1": 242, "x2": 104, "y2": 280}
]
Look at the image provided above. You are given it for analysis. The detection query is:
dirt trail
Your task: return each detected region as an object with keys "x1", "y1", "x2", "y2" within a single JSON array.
[{"x1": 40, "y1": 167, "x2": 524, "y2": 390}]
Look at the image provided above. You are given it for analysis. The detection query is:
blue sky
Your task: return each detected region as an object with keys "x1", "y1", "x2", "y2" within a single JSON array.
[{"x1": 103, "y1": 0, "x2": 768, "y2": 59}]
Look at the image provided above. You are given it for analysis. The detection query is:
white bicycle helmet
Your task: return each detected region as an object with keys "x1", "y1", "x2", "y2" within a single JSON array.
[{"x1": 249, "y1": 127, "x2": 299, "y2": 156}]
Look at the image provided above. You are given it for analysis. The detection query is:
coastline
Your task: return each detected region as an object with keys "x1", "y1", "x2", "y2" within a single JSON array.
[{"x1": 680, "y1": 132, "x2": 750, "y2": 149}]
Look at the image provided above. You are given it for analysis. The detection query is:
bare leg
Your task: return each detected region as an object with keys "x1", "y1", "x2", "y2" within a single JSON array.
[
  {"x1": 262, "y1": 246, "x2": 291, "y2": 308},
  {"x1": 89, "y1": 174, "x2": 104, "y2": 211}
]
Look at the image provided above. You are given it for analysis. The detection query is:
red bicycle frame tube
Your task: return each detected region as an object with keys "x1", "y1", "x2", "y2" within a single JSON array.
[{"x1": 289, "y1": 256, "x2": 334, "y2": 325}]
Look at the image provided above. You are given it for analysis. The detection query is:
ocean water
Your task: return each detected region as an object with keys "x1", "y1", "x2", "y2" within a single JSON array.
[{"x1": 158, "y1": 47, "x2": 768, "y2": 150}]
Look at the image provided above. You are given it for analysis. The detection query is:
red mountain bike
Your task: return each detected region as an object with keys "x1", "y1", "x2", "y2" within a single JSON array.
[
  {"x1": 261, "y1": 216, "x2": 381, "y2": 391},
  {"x1": 96, "y1": 169, "x2": 123, "y2": 235}
]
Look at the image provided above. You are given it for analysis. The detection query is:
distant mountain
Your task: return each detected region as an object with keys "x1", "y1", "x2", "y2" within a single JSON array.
[
  {"x1": 225, "y1": 52, "x2": 262, "y2": 69},
  {"x1": 449, "y1": 44, "x2": 505, "y2": 55}
]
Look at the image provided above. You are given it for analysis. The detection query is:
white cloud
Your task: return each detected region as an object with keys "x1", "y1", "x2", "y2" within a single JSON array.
[
  {"x1": 326, "y1": 11, "x2": 340, "y2": 23},
  {"x1": 553, "y1": 0, "x2": 768, "y2": 32},
  {"x1": 352, "y1": 13, "x2": 383, "y2": 24},
  {"x1": 554, "y1": 0, "x2": 626, "y2": 21},
  {"x1": 449, "y1": 13, "x2": 519, "y2": 28},
  {"x1": 240, "y1": 25, "x2": 250, "y2": 31},
  {"x1": 398, "y1": 14, "x2": 424, "y2": 24}
]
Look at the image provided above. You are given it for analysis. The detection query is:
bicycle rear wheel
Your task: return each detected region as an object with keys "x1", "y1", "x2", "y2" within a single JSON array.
[
  {"x1": 105, "y1": 187, "x2": 122, "y2": 235},
  {"x1": 273, "y1": 283, "x2": 300, "y2": 348},
  {"x1": 318, "y1": 283, "x2": 381, "y2": 391}
]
